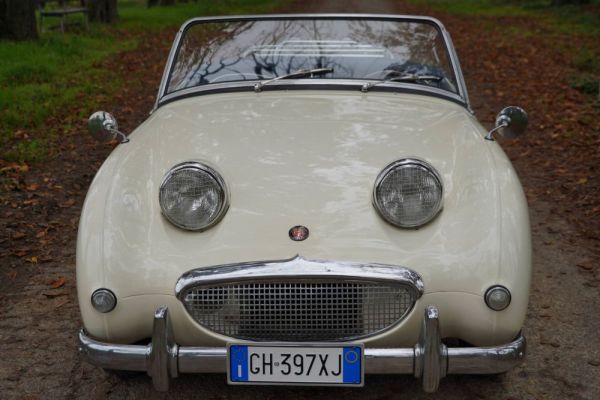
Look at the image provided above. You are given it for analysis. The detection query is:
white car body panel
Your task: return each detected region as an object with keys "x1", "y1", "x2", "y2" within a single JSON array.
[{"x1": 77, "y1": 90, "x2": 531, "y2": 347}]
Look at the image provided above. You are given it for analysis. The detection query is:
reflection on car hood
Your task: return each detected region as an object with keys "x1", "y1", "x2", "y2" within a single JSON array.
[{"x1": 87, "y1": 91, "x2": 520, "y2": 298}]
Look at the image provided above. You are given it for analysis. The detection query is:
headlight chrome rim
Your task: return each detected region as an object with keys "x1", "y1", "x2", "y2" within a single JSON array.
[
  {"x1": 373, "y1": 158, "x2": 443, "y2": 229},
  {"x1": 159, "y1": 161, "x2": 229, "y2": 231}
]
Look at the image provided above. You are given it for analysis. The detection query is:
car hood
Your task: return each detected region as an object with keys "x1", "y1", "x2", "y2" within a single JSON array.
[{"x1": 78, "y1": 91, "x2": 529, "y2": 300}]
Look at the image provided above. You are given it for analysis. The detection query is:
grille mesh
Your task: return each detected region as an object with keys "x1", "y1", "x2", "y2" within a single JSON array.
[{"x1": 181, "y1": 281, "x2": 415, "y2": 341}]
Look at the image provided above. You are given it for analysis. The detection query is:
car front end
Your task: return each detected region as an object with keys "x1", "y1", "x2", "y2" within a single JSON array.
[{"x1": 77, "y1": 15, "x2": 531, "y2": 392}]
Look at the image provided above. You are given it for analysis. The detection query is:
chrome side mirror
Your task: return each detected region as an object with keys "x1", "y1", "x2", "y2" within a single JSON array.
[
  {"x1": 88, "y1": 111, "x2": 129, "y2": 144},
  {"x1": 485, "y1": 106, "x2": 528, "y2": 141}
]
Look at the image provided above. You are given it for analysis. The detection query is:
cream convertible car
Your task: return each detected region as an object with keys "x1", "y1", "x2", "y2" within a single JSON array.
[{"x1": 78, "y1": 14, "x2": 530, "y2": 392}]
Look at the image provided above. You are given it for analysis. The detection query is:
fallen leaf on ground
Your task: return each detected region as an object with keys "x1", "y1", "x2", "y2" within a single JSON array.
[
  {"x1": 50, "y1": 276, "x2": 66, "y2": 289},
  {"x1": 54, "y1": 299, "x2": 70, "y2": 308},
  {"x1": 42, "y1": 289, "x2": 68, "y2": 298},
  {"x1": 58, "y1": 199, "x2": 76, "y2": 208},
  {"x1": 577, "y1": 261, "x2": 594, "y2": 271},
  {"x1": 0, "y1": 163, "x2": 29, "y2": 174}
]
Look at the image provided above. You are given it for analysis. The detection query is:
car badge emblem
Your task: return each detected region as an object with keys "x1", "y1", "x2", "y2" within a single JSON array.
[{"x1": 289, "y1": 225, "x2": 309, "y2": 241}]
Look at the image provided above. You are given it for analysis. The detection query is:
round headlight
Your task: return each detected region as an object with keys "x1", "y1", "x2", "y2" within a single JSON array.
[
  {"x1": 373, "y1": 159, "x2": 443, "y2": 228},
  {"x1": 159, "y1": 162, "x2": 229, "y2": 231}
]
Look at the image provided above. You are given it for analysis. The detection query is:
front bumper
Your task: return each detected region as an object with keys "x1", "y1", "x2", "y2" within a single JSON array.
[{"x1": 78, "y1": 305, "x2": 526, "y2": 393}]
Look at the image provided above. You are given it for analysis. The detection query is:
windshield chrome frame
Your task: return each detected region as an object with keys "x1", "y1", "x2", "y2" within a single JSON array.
[{"x1": 153, "y1": 14, "x2": 471, "y2": 112}]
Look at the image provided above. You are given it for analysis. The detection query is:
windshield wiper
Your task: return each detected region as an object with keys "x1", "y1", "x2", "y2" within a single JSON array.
[
  {"x1": 254, "y1": 68, "x2": 334, "y2": 93},
  {"x1": 361, "y1": 73, "x2": 442, "y2": 93}
]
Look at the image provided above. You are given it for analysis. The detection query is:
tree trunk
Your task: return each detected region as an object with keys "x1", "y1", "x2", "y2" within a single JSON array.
[
  {"x1": 88, "y1": 0, "x2": 118, "y2": 23},
  {"x1": 0, "y1": 0, "x2": 38, "y2": 41}
]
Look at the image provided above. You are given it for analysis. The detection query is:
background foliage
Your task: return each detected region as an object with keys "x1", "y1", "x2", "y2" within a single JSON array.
[{"x1": 0, "y1": 0, "x2": 291, "y2": 161}]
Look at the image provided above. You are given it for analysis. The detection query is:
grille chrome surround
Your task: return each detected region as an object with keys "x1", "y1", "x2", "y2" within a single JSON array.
[{"x1": 176, "y1": 256, "x2": 423, "y2": 341}]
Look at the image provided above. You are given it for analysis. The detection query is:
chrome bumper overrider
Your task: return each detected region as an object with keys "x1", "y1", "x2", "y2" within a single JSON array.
[{"x1": 78, "y1": 305, "x2": 526, "y2": 393}]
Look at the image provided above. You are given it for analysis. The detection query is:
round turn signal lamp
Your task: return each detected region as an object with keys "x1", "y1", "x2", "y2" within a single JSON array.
[
  {"x1": 485, "y1": 285, "x2": 511, "y2": 311},
  {"x1": 91, "y1": 288, "x2": 117, "y2": 313}
]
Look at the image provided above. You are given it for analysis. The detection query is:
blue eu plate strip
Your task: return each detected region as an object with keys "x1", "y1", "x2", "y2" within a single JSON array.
[
  {"x1": 342, "y1": 347, "x2": 362, "y2": 384},
  {"x1": 229, "y1": 345, "x2": 249, "y2": 382}
]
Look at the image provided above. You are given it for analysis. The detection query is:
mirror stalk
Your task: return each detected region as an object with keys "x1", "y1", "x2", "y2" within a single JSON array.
[
  {"x1": 484, "y1": 115, "x2": 510, "y2": 141},
  {"x1": 103, "y1": 121, "x2": 130, "y2": 144}
]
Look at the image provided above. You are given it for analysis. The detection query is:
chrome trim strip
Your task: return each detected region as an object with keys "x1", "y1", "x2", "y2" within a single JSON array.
[
  {"x1": 156, "y1": 79, "x2": 468, "y2": 110},
  {"x1": 446, "y1": 335, "x2": 526, "y2": 374},
  {"x1": 175, "y1": 256, "x2": 424, "y2": 342},
  {"x1": 364, "y1": 348, "x2": 414, "y2": 374},
  {"x1": 174, "y1": 255, "x2": 425, "y2": 298},
  {"x1": 178, "y1": 347, "x2": 227, "y2": 373},
  {"x1": 153, "y1": 14, "x2": 471, "y2": 111},
  {"x1": 78, "y1": 305, "x2": 526, "y2": 392},
  {"x1": 154, "y1": 25, "x2": 185, "y2": 112},
  {"x1": 147, "y1": 306, "x2": 178, "y2": 391},
  {"x1": 79, "y1": 331, "x2": 149, "y2": 371},
  {"x1": 178, "y1": 347, "x2": 417, "y2": 375},
  {"x1": 439, "y1": 24, "x2": 472, "y2": 113},
  {"x1": 414, "y1": 306, "x2": 447, "y2": 392}
]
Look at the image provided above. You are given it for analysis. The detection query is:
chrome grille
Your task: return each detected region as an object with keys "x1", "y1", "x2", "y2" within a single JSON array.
[{"x1": 181, "y1": 281, "x2": 416, "y2": 341}]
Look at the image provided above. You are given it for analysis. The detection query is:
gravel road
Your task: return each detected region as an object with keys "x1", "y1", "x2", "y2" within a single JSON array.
[{"x1": 1, "y1": 0, "x2": 598, "y2": 399}]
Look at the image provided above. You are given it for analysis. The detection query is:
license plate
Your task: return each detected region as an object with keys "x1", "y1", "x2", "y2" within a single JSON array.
[{"x1": 227, "y1": 344, "x2": 363, "y2": 386}]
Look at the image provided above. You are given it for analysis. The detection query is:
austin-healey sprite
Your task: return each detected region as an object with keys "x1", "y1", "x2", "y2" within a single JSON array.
[{"x1": 78, "y1": 14, "x2": 530, "y2": 392}]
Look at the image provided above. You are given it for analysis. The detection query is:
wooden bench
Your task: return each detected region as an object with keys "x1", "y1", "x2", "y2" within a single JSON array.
[{"x1": 39, "y1": 1, "x2": 88, "y2": 33}]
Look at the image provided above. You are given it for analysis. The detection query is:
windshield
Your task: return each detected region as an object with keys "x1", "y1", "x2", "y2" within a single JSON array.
[{"x1": 166, "y1": 18, "x2": 459, "y2": 96}]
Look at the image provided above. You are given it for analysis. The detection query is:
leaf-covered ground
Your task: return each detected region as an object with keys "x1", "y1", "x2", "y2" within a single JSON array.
[{"x1": 0, "y1": 0, "x2": 598, "y2": 398}]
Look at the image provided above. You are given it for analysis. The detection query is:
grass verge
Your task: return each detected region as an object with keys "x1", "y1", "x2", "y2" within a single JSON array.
[
  {"x1": 409, "y1": 0, "x2": 600, "y2": 34},
  {"x1": 119, "y1": 0, "x2": 291, "y2": 30},
  {"x1": 409, "y1": 0, "x2": 600, "y2": 99},
  {"x1": 0, "y1": 27, "x2": 133, "y2": 162},
  {"x1": 0, "y1": 0, "x2": 289, "y2": 162}
]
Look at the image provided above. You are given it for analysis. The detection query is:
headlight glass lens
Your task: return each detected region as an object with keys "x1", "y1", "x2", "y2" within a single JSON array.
[
  {"x1": 374, "y1": 159, "x2": 443, "y2": 228},
  {"x1": 159, "y1": 162, "x2": 228, "y2": 231}
]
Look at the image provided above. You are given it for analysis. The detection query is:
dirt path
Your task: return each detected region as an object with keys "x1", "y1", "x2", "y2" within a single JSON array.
[{"x1": 1, "y1": 1, "x2": 599, "y2": 399}]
